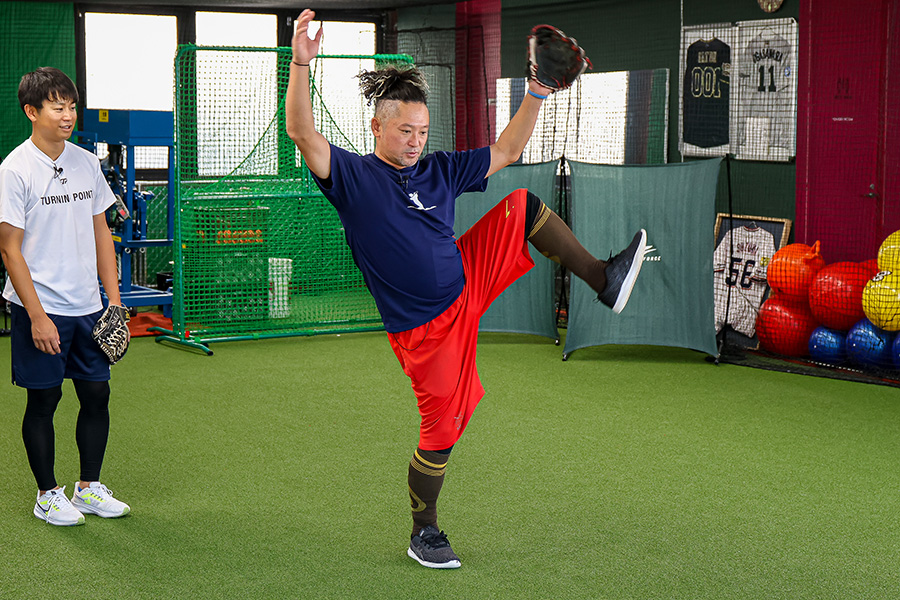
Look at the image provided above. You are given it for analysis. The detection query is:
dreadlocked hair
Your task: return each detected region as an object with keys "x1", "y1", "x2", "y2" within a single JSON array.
[{"x1": 357, "y1": 67, "x2": 429, "y2": 108}]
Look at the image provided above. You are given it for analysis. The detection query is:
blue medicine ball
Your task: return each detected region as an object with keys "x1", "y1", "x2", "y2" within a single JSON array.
[
  {"x1": 893, "y1": 334, "x2": 900, "y2": 370},
  {"x1": 809, "y1": 326, "x2": 847, "y2": 365},
  {"x1": 846, "y1": 319, "x2": 895, "y2": 368}
]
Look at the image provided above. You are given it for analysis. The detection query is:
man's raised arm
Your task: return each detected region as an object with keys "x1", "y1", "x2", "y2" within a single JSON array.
[{"x1": 285, "y1": 9, "x2": 331, "y2": 180}]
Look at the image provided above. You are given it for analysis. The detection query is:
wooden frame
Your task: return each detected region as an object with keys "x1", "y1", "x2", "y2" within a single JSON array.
[{"x1": 714, "y1": 213, "x2": 792, "y2": 250}]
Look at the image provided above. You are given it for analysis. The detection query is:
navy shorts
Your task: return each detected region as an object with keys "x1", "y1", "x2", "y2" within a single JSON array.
[{"x1": 9, "y1": 303, "x2": 110, "y2": 389}]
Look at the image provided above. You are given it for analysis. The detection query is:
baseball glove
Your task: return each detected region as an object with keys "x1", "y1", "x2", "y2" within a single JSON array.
[
  {"x1": 92, "y1": 304, "x2": 131, "y2": 365},
  {"x1": 527, "y1": 24, "x2": 592, "y2": 92}
]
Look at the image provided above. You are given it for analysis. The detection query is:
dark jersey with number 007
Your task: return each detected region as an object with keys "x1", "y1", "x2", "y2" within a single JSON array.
[{"x1": 683, "y1": 38, "x2": 731, "y2": 148}]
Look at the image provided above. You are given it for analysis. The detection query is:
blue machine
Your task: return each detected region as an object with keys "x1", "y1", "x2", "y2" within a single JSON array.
[{"x1": 76, "y1": 109, "x2": 175, "y2": 316}]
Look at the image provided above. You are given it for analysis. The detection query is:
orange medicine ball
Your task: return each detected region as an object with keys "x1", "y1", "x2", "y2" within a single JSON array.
[{"x1": 768, "y1": 241, "x2": 825, "y2": 299}]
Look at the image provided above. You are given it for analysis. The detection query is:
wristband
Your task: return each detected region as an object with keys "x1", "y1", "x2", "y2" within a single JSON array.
[
  {"x1": 292, "y1": 61, "x2": 310, "y2": 67},
  {"x1": 527, "y1": 89, "x2": 548, "y2": 100}
]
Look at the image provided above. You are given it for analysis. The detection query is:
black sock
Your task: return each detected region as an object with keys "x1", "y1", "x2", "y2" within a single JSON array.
[{"x1": 408, "y1": 447, "x2": 450, "y2": 537}]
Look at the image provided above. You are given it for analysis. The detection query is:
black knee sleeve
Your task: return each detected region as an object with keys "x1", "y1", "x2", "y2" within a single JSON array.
[{"x1": 73, "y1": 380, "x2": 110, "y2": 415}]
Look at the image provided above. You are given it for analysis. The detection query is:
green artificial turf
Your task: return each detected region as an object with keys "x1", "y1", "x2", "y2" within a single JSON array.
[{"x1": 1, "y1": 332, "x2": 898, "y2": 599}]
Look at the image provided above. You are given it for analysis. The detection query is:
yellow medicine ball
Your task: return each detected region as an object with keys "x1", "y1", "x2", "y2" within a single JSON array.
[
  {"x1": 878, "y1": 230, "x2": 900, "y2": 271},
  {"x1": 862, "y1": 270, "x2": 900, "y2": 331}
]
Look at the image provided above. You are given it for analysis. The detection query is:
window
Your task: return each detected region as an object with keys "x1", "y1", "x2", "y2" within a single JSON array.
[
  {"x1": 84, "y1": 12, "x2": 177, "y2": 169},
  {"x1": 85, "y1": 13, "x2": 177, "y2": 111},
  {"x1": 82, "y1": 11, "x2": 379, "y2": 177}
]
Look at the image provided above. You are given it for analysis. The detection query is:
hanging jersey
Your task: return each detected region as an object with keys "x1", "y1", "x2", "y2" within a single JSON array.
[
  {"x1": 683, "y1": 38, "x2": 731, "y2": 148},
  {"x1": 713, "y1": 224, "x2": 777, "y2": 337},
  {"x1": 737, "y1": 28, "x2": 794, "y2": 157},
  {"x1": 311, "y1": 144, "x2": 491, "y2": 332},
  {"x1": 0, "y1": 139, "x2": 115, "y2": 316}
]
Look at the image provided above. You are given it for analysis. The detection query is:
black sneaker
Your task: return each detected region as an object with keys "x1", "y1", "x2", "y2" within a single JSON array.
[
  {"x1": 597, "y1": 229, "x2": 647, "y2": 314},
  {"x1": 407, "y1": 525, "x2": 461, "y2": 569}
]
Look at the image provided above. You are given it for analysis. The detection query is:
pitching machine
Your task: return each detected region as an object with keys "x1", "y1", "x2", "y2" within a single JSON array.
[{"x1": 76, "y1": 109, "x2": 174, "y2": 316}]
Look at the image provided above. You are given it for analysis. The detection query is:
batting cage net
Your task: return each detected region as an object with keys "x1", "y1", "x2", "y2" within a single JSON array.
[
  {"x1": 162, "y1": 45, "x2": 414, "y2": 351},
  {"x1": 396, "y1": 27, "x2": 456, "y2": 153}
]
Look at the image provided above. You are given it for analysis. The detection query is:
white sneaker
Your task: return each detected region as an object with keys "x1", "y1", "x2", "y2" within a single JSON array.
[
  {"x1": 71, "y1": 482, "x2": 131, "y2": 518},
  {"x1": 34, "y1": 486, "x2": 85, "y2": 526}
]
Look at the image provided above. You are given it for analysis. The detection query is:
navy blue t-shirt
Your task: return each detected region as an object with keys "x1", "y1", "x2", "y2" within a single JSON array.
[{"x1": 311, "y1": 144, "x2": 491, "y2": 332}]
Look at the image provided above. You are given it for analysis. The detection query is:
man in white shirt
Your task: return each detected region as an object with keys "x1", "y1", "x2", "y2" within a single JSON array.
[{"x1": 0, "y1": 67, "x2": 131, "y2": 526}]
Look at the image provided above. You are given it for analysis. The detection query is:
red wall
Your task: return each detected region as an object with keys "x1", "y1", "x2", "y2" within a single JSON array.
[
  {"x1": 881, "y1": 0, "x2": 900, "y2": 243},
  {"x1": 455, "y1": 0, "x2": 501, "y2": 151},
  {"x1": 797, "y1": 0, "x2": 899, "y2": 262}
]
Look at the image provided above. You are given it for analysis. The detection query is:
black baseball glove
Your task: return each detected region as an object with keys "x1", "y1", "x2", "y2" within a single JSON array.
[
  {"x1": 527, "y1": 24, "x2": 592, "y2": 92},
  {"x1": 92, "y1": 304, "x2": 131, "y2": 365}
]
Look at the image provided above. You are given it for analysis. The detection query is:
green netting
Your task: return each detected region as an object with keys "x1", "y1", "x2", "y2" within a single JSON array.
[
  {"x1": 0, "y1": 2, "x2": 76, "y2": 160},
  {"x1": 167, "y1": 46, "x2": 414, "y2": 348}
]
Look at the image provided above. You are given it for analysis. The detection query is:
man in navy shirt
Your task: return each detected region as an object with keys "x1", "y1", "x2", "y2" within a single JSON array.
[{"x1": 287, "y1": 9, "x2": 646, "y2": 569}]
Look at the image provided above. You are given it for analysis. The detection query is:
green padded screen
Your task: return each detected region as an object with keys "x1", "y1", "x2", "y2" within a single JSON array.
[
  {"x1": 456, "y1": 161, "x2": 559, "y2": 340},
  {"x1": 564, "y1": 158, "x2": 722, "y2": 358}
]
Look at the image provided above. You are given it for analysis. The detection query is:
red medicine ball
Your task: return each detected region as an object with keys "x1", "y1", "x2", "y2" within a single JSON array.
[
  {"x1": 808, "y1": 261, "x2": 880, "y2": 331},
  {"x1": 756, "y1": 295, "x2": 818, "y2": 357}
]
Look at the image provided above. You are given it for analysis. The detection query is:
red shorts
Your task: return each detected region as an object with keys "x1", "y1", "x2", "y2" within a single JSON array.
[{"x1": 388, "y1": 189, "x2": 534, "y2": 450}]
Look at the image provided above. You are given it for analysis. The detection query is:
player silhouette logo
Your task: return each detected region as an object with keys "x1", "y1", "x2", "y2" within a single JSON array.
[{"x1": 406, "y1": 191, "x2": 435, "y2": 211}]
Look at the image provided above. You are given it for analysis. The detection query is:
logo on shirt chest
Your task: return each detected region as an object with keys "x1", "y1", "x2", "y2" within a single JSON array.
[
  {"x1": 406, "y1": 191, "x2": 435, "y2": 211},
  {"x1": 52, "y1": 164, "x2": 67, "y2": 185}
]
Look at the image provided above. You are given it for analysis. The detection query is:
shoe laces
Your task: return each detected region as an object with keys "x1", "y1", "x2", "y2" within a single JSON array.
[
  {"x1": 83, "y1": 483, "x2": 114, "y2": 499},
  {"x1": 44, "y1": 487, "x2": 73, "y2": 511},
  {"x1": 609, "y1": 239, "x2": 649, "y2": 264},
  {"x1": 419, "y1": 528, "x2": 451, "y2": 549}
]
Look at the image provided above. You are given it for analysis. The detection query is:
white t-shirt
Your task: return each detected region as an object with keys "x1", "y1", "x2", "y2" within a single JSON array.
[{"x1": 0, "y1": 139, "x2": 115, "y2": 316}]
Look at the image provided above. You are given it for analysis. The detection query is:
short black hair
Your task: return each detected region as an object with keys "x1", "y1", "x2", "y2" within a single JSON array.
[
  {"x1": 357, "y1": 67, "x2": 428, "y2": 110},
  {"x1": 18, "y1": 67, "x2": 78, "y2": 114}
]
